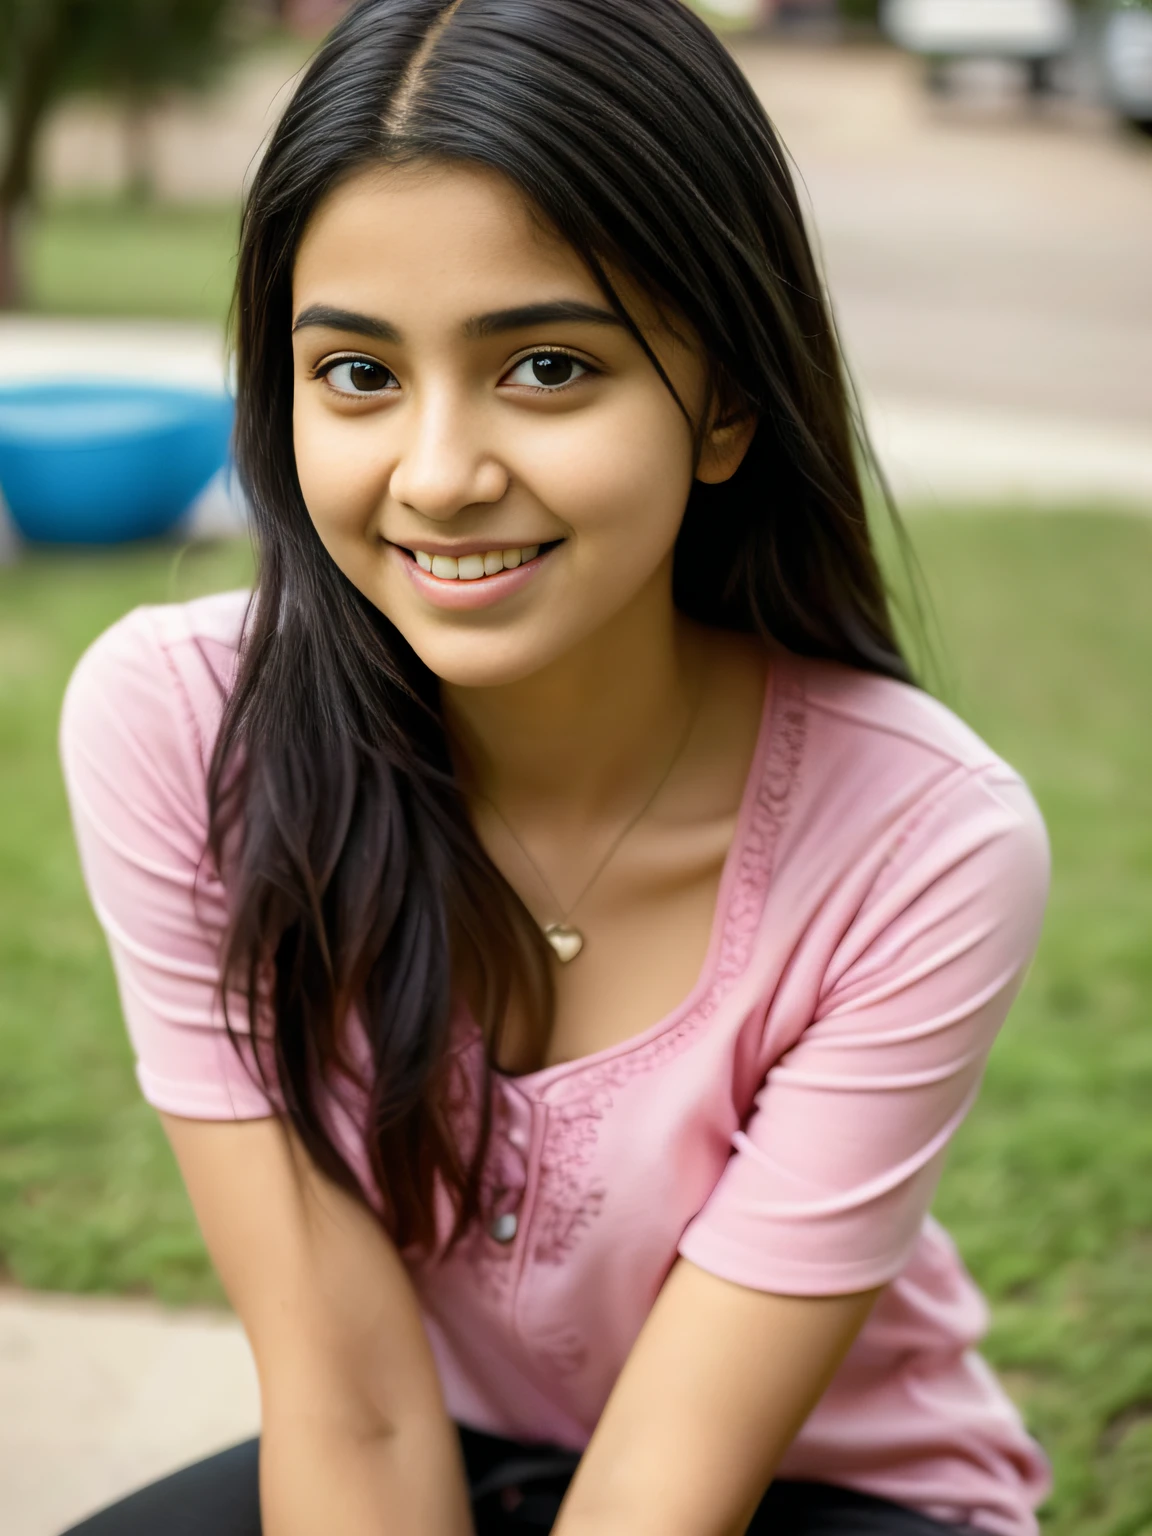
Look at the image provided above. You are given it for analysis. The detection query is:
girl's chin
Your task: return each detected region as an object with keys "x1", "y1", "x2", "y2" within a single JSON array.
[
  {"x1": 384, "y1": 612, "x2": 587, "y2": 691},
  {"x1": 396, "y1": 626, "x2": 569, "y2": 690}
]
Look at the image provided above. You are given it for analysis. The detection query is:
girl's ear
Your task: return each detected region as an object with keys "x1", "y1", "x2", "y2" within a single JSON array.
[{"x1": 695, "y1": 399, "x2": 757, "y2": 485}]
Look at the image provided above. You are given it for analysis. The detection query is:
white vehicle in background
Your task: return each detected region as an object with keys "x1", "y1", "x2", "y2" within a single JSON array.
[
  {"x1": 882, "y1": 0, "x2": 1077, "y2": 93},
  {"x1": 882, "y1": 0, "x2": 1152, "y2": 129},
  {"x1": 1099, "y1": 0, "x2": 1152, "y2": 131}
]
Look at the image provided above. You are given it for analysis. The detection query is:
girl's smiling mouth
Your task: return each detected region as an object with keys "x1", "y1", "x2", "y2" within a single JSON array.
[{"x1": 391, "y1": 539, "x2": 562, "y2": 610}]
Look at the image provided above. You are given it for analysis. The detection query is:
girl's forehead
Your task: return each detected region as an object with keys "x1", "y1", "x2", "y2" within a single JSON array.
[
  {"x1": 290, "y1": 157, "x2": 692, "y2": 366},
  {"x1": 295, "y1": 160, "x2": 595, "y2": 302}
]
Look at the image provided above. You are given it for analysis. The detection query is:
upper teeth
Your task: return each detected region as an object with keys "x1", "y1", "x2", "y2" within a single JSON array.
[{"x1": 415, "y1": 546, "x2": 541, "y2": 580}]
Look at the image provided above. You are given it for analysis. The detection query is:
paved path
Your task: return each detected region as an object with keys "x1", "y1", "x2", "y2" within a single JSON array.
[
  {"x1": 733, "y1": 42, "x2": 1152, "y2": 433},
  {"x1": 0, "y1": 1290, "x2": 258, "y2": 1536}
]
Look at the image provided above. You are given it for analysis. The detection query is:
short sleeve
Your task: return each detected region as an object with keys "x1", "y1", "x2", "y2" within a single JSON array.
[
  {"x1": 60, "y1": 606, "x2": 273, "y2": 1120},
  {"x1": 678, "y1": 764, "x2": 1050, "y2": 1295}
]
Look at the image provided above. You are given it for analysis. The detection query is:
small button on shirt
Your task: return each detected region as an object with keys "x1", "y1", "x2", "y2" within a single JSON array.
[
  {"x1": 61, "y1": 592, "x2": 1052, "y2": 1536},
  {"x1": 489, "y1": 1212, "x2": 519, "y2": 1244}
]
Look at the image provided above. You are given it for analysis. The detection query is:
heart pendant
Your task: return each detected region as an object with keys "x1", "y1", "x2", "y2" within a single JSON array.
[{"x1": 544, "y1": 923, "x2": 584, "y2": 963}]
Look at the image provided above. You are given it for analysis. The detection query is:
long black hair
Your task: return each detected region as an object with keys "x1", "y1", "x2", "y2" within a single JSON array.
[{"x1": 210, "y1": 0, "x2": 911, "y2": 1257}]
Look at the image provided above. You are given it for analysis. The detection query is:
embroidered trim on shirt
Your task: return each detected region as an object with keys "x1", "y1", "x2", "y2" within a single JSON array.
[{"x1": 527, "y1": 670, "x2": 809, "y2": 1271}]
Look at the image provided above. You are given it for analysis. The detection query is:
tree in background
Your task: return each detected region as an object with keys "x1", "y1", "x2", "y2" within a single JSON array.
[
  {"x1": 837, "y1": 0, "x2": 879, "y2": 21},
  {"x1": 0, "y1": 0, "x2": 240, "y2": 308}
]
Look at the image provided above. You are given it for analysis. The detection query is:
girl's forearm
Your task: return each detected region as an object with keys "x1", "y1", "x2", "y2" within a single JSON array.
[{"x1": 260, "y1": 1410, "x2": 475, "y2": 1536}]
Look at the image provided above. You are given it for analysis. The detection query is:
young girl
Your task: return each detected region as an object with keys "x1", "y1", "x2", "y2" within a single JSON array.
[{"x1": 59, "y1": 1, "x2": 1052, "y2": 1533}]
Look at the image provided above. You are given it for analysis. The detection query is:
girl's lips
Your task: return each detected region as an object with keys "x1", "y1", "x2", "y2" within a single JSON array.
[{"x1": 392, "y1": 541, "x2": 557, "y2": 611}]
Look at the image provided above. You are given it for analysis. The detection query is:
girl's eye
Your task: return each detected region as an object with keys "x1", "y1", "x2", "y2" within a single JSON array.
[
  {"x1": 323, "y1": 358, "x2": 397, "y2": 395},
  {"x1": 505, "y1": 352, "x2": 589, "y2": 391}
]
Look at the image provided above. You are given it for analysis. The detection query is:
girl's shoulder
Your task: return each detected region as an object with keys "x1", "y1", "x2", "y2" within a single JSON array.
[
  {"x1": 780, "y1": 648, "x2": 1026, "y2": 792},
  {"x1": 60, "y1": 590, "x2": 274, "y2": 1122},
  {"x1": 767, "y1": 652, "x2": 1048, "y2": 900},
  {"x1": 785, "y1": 652, "x2": 1005, "y2": 779},
  {"x1": 62, "y1": 590, "x2": 252, "y2": 785}
]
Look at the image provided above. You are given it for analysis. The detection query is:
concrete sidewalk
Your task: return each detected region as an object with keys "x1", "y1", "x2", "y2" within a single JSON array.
[
  {"x1": 862, "y1": 392, "x2": 1152, "y2": 508},
  {"x1": 0, "y1": 1290, "x2": 258, "y2": 1536}
]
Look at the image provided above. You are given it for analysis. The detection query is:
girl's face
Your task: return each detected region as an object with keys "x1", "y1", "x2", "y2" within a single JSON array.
[{"x1": 291, "y1": 161, "x2": 752, "y2": 688}]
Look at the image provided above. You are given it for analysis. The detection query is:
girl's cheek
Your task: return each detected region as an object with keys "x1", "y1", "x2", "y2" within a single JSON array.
[
  {"x1": 294, "y1": 413, "x2": 391, "y2": 533},
  {"x1": 528, "y1": 411, "x2": 693, "y2": 541},
  {"x1": 519, "y1": 388, "x2": 693, "y2": 495}
]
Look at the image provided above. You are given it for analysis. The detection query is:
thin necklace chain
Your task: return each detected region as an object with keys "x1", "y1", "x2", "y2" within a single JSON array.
[{"x1": 478, "y1": 664, "x2": 706, "y2": 929}]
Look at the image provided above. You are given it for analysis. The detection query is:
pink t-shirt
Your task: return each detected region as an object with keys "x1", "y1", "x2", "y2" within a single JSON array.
[{"x1": 60, "y1": 591, "x2": 1052, "y2": 1536}]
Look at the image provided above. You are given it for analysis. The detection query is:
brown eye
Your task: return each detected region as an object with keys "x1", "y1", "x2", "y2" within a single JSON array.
[
  {"x1": 532, "y1": 354, "x2": 573, "y2": 386},
  {"x1": 507, "y1": 352, "x2": 588, "y2": 390},
  {"x1": 325, "y1": 358, "x2": 396, "y2": 394}
]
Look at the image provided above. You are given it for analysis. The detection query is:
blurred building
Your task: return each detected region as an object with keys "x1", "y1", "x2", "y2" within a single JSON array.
[{"x1": 279, "y1": 0, "x2": 350, "y2": 32}]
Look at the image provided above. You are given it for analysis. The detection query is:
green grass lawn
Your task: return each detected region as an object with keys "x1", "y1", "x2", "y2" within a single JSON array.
[
  {"x1": 25, "y1": 200, "x2": 240, "y2": 323},
  {"x1": 1, "y1": 514, "x2": 1150, "y2": 1534}
]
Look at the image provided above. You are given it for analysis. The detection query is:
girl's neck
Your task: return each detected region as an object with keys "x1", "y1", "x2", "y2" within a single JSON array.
[{"x1": 442, "y1": 574, "x2": 703, "y2": 822}]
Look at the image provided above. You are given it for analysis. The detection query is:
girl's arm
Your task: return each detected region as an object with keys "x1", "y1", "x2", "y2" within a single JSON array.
[
  {"x1": 552, "y1": 1259, "x2": 877, "y2": 1536},
  {"x1": 160, "y1": 1112, "x2": 474, "y2": 1536}
]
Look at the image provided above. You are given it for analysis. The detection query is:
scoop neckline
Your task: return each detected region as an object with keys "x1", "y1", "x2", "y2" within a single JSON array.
[{"x1": 492, "y1": 652, "x2": 784, "y2": 1093}]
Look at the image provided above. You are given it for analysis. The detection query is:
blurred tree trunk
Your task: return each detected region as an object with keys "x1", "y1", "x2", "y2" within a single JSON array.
[
  {"x1": 1, "y1": 0, "x2": 246, "y2": 305},
  {"x1": 124, "y1": 96, "x2": 158, "y2": 204},
  {"x1": 0, "y1": 6, "x2": 64, "y2": 309}
]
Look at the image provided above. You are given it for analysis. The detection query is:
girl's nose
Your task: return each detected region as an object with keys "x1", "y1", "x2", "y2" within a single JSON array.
[{"x1": 387, "y1": 395, "x2": 509, "y2": 521}]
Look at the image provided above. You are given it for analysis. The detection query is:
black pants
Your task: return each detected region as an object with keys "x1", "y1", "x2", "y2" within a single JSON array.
[{"x1": 62, "y1": 1423, "x2": 978, "y2": 1535}]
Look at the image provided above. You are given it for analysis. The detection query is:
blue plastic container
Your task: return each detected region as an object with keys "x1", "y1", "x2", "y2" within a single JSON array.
[{"x1": 0, "y1": 381, "x2": 234, "y2": 544}]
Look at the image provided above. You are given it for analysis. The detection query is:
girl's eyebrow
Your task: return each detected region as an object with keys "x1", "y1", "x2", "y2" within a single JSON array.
[
  {"x1": 465, "y1": 301, "x2": 624, "y2": 337},
  {"x1": 291, "y1": 300, "x2": 624, "y2": 342},
  {"x1": 292, "y1": 304, "x2": 399, "y2": 341}
]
